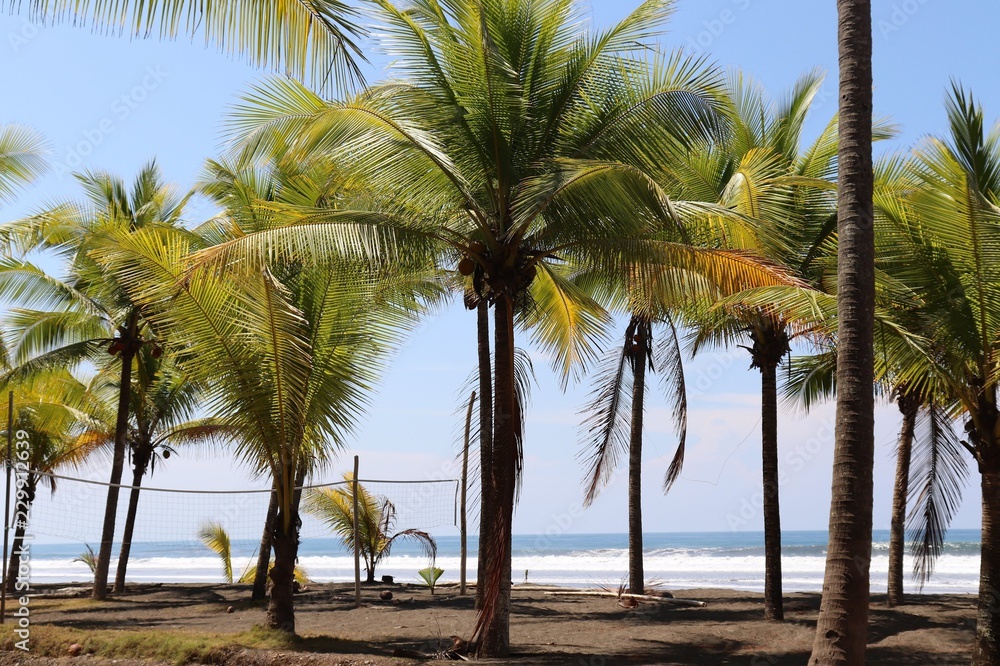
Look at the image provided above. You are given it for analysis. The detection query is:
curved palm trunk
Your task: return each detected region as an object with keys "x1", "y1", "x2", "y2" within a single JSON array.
[
  {"x1": 477, "y1": 296, "x2": 516, "y2": 657},
  {"x1": 252, "y1": 481, "x2": 278, "y2": 601},
  {"x1": 760, "y1": 361, "x2": 783, "y2": 621},
  {"x1": 977, "y1": 455, "x2": 1000, "y2": 666},
  {"x1": 887, "y1": 394, "x2": 918, "y2": 607},
  {"x1": 5, "y1": 475, "x2": 36, "y2": 594},
  {"x1": 113, "y1": 444, "x2": 152, "y2": 593},
  {"x1": 627, "y1": 322, "x2": 647, "y2": 595},
  {"x1": 94, "y1": 318, "x2": 138, "y2": 601},
  {"x1": 476, "y1": 301, "x2": 493, "y2": 610},
  {"x1": 809, "y1": 1, "x2": 875, "y2": 663}
]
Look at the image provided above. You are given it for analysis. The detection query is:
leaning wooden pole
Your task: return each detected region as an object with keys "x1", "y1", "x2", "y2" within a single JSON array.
[
  {"x1": 460, "y1": 391, "x2": 476, "y2": 595},
  {"x1": 353, "y1": 455, "x2": 361, "y2": 608},
  {"x1": 1, "y1": 391, "x2": 12, "y2": 624}
]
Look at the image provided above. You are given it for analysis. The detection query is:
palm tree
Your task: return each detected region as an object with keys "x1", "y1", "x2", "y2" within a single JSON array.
[
  {"x1": 1, "y1": 369, "x2": 106, "y2": 593},
  {"x1": 0, "y1": 125, "x2": 46, "y2": 203},
  {"x1": 198, "y1": 521, "x2": 310, "y2": 585},
  {"x1": 0, "y1": 162, "x2": 189, "y2": 601},
  {"x1": 15, "y1": 0, "x2": 364, "y2": 94},
  {"x1": 110, "y1": 358, "x2": 232, "y2": 593},
  {"x1": 180, "y1": 0, "x2": 813, "y2": 653},
  {"x1": 810, "y1": 1, "x2": 877, "y2": 661},
  {"x1": 873, "y1": 85, "x2": 1000, "y2": 666},
  {"x1": 304, "y1": 473, "x2": 437, "y2": 583},
  {"x1": 92, "y1": 174, "x2": 425, "y2": 633}
]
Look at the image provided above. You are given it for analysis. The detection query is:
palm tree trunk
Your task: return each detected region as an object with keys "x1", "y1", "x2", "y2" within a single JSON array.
[
  {"x1": 761, "y1": 361, "x2": 783, "y2": 621},
  {"x1": 266, "y1": 463, "x2": 306, "y2": 631},
  {"x1": 809, "y1": 1, "x2": 875, "y2": 663},
  {"x1": 887, "y1": 394, "x2": 918, "y2": 607},
  {"x1": 627, "y1": 321, "x2": 647, "y2": 596},
  {"x1": 5, "y1": 476, "x2": 35, "y2": 594},
  {"x1": 266, "y1": 506, "x2": 298, "y2": 633},
  {"x1": 976, "y1": 456, "x2": 1000, "y2": 666},
  {"x1": 93, "y1": 317, "x2": 138, "y2": 601},
  {"x1": 476, "y1": 300, "x2": 493, "y2": 610},
  {"x1": 113, "y1": 444, "x2": 152, "y2": 594},
  {"x1": 477, "y1": 295, "x2": 515, "y2": 657},
  {"x1": 252, "y1": 481, "x2": 278, "y2": 601}
]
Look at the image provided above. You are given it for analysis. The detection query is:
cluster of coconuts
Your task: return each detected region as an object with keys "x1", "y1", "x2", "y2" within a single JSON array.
[
  {"x1": 107, "y1": 339, "x2": 163, "y2": 358},
  {"x1": 457, "y1": 240, "x2": 538, "y2": 286}
]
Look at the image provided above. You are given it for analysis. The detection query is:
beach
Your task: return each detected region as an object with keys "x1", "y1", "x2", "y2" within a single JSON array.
[{"x1": 0, "y1": 582, "x2": 977, "y2": 665}]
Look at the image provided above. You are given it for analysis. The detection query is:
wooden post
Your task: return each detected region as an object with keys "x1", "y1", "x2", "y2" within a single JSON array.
[
  {"x1": 460, "y1": 391, "x2": 476, "y2": 595},
  {"x1": 1, "y1": 391, "x2": 13, "y2": 623},
  {"x1": 352, "y1": 455, "x2": 361, "y2": 608}
]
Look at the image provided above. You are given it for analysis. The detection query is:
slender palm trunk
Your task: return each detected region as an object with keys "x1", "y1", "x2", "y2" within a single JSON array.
[
  {"x1": 627, "y1": 322, "x2": 647, "y2": 595},
  {"x1": 977, "y1": 457, "x2": 1000, "y2": 666},
  {"x1": 5, "y1": 475, "x2": 36, "y2": 594},
  {"x1": 94, "y1": 318, "x2": 138, "y2": 600},
  {"x1": 477, "y1": 296, "x2": 515, "y2": 657},
  {"x1": 809, "y1": 2, "x2": 875, "y2": 663},
  {"x1": 476, "y1": 301, "x2": 493, "y2": 610},
  {"x1": 887, "y1": 395, "x2": 918, "y2": 607},
  {"x1": 252, "y1": 481, "x2": 278, "y2": 600},
  {"x1": 760, "y1": 361, "x2": 784, "y2": 621},
  {"x1": 113, "y1": 444, "x2": 152, "y2": 593}
]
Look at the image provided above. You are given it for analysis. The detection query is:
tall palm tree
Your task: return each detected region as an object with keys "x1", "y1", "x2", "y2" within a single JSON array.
[
  {"x1": 0, "y1": 162, "x2": 189, "y2": 600},
  {"x1": 874, "y1": 86, "x2": 1000, "y2": 666},
  {"x1": 15, "y1": 0, "x2": 364, "y2": 94},
  {"x1": 0, "y1": 125, "x2": 46, "y2": 204},
  {"x1": 1, "y1": 369, "x2": 106, "y2": 593},
  {"x1": 810, "y1": 1, "x2": 877, "y2": 661},
  {"x1": 180, "y1": 0, "x2": 814, "y2": 652}
]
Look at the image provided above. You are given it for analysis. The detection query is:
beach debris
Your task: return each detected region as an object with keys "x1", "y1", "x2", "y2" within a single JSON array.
[
  {"x1": 391, "y1": 635, "x2": 470, "y2": 661},
  {"x1": 226, "y1": 605, "x2": 235, "y2": 613},
  {"x1": 380, "y1": 590, "x2": 394, "y2": 600},
  {"x1": 542, "y1": 590, "x2": 708, "y2": 607},
  {"x1": 67, "y1": 643, "x2": 83, "y2": 656},
  {"x1": 382, "y1": 575, "x2": 394, "y2": 584},
  {"x1": 618, "y1": 596, "x2": 639, "y2": 609}
]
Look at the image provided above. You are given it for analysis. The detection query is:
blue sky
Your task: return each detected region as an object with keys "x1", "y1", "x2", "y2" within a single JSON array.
[{"x1": 1, "y1": 0, "x2": 997, "y2": 536}]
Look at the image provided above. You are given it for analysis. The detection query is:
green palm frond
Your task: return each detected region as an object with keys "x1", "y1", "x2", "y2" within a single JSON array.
[
  {"x1": 198, "y1": 521, "x2": 233, "y2": 583},
  {"x1": 0, "y1": 125, "x2": 47, "y2": 203}
]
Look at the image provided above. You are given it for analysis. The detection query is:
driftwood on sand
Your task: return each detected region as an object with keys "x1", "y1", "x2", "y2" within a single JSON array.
[{"x1": 542, "y1": 590, "x2": 708, "y2": 607}]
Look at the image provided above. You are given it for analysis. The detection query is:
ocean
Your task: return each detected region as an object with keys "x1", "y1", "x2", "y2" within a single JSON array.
[{"x1": 28, "y1": 530, "x2": 981, "y2": 594}]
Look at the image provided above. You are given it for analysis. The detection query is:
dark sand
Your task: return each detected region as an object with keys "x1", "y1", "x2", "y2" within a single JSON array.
[{"x1": 0, "y1": 582, "x2": 977, "y2": 665}]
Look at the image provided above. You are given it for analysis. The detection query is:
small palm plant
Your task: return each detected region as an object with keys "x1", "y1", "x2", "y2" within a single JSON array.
[
  {"x1": 418, "y1": 567, "x2": 444, "y2": 594},
  {"x1": 73, "y1": 544, "x2": 98, "y2": 575},
  {"x1": 304, "y1": 474, "x2": 436, "y2": 584},
  {"x1": 198, "y1": 522, "x2": 309, "y2": 585}
]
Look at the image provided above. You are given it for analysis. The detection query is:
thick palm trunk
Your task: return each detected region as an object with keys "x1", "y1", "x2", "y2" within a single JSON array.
[
  {"x1": 5, "y1": 476, "x2": 35, "y2": 594},
  {"x1": 809, "y1": 1, "x2": 875, "y2": 663},
  {"x1": 252, "y1": 481, "x2": 278, "y2": 600},
  {"x1": 477, "y1": 296, "x2": 515, "y2": 657},
  {"x1": 113, "y1": 444, "x2": 152, "y2": 593},
  {"x1": 977, "y1": 460, "x2": 1000, "y2": 666},
  {"x1": 266, "y1": 506, "x2": 298, "y2": 632},
  {"x1": 94, "y1": 322, "x2": 138, "y2": 601},
  {"x1": 760, "y1": 361, "x2": 783, "y2": 621},
  {"x1": 887, "y1": 395, "x2": 918, "y2": 607},
  {"x1": 476, "y1": 301, "x2": 493, "y2": 610},
  {"x1": 627, "y1": 323, "x2": 647, "y2": 596},
  {"x1": 266, "y1": 464, "x2": 306, "y2": 631}
]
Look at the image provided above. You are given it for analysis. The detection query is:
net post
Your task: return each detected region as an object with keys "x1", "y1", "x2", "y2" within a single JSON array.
[
  {"x1": 352, "y1": 455, "x2": 361, "y2": 608},
  {"x1": 0, "y1": 392, "x2": 11, "y2": 623},
  {"x1": 460, "y1": 391, "x2": 476, "y2": 595}
]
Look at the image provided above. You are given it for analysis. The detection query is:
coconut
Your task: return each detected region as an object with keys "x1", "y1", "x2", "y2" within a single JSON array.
[{"x1": 458, "y1": 257, "x2": 476, "y2": 276}]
